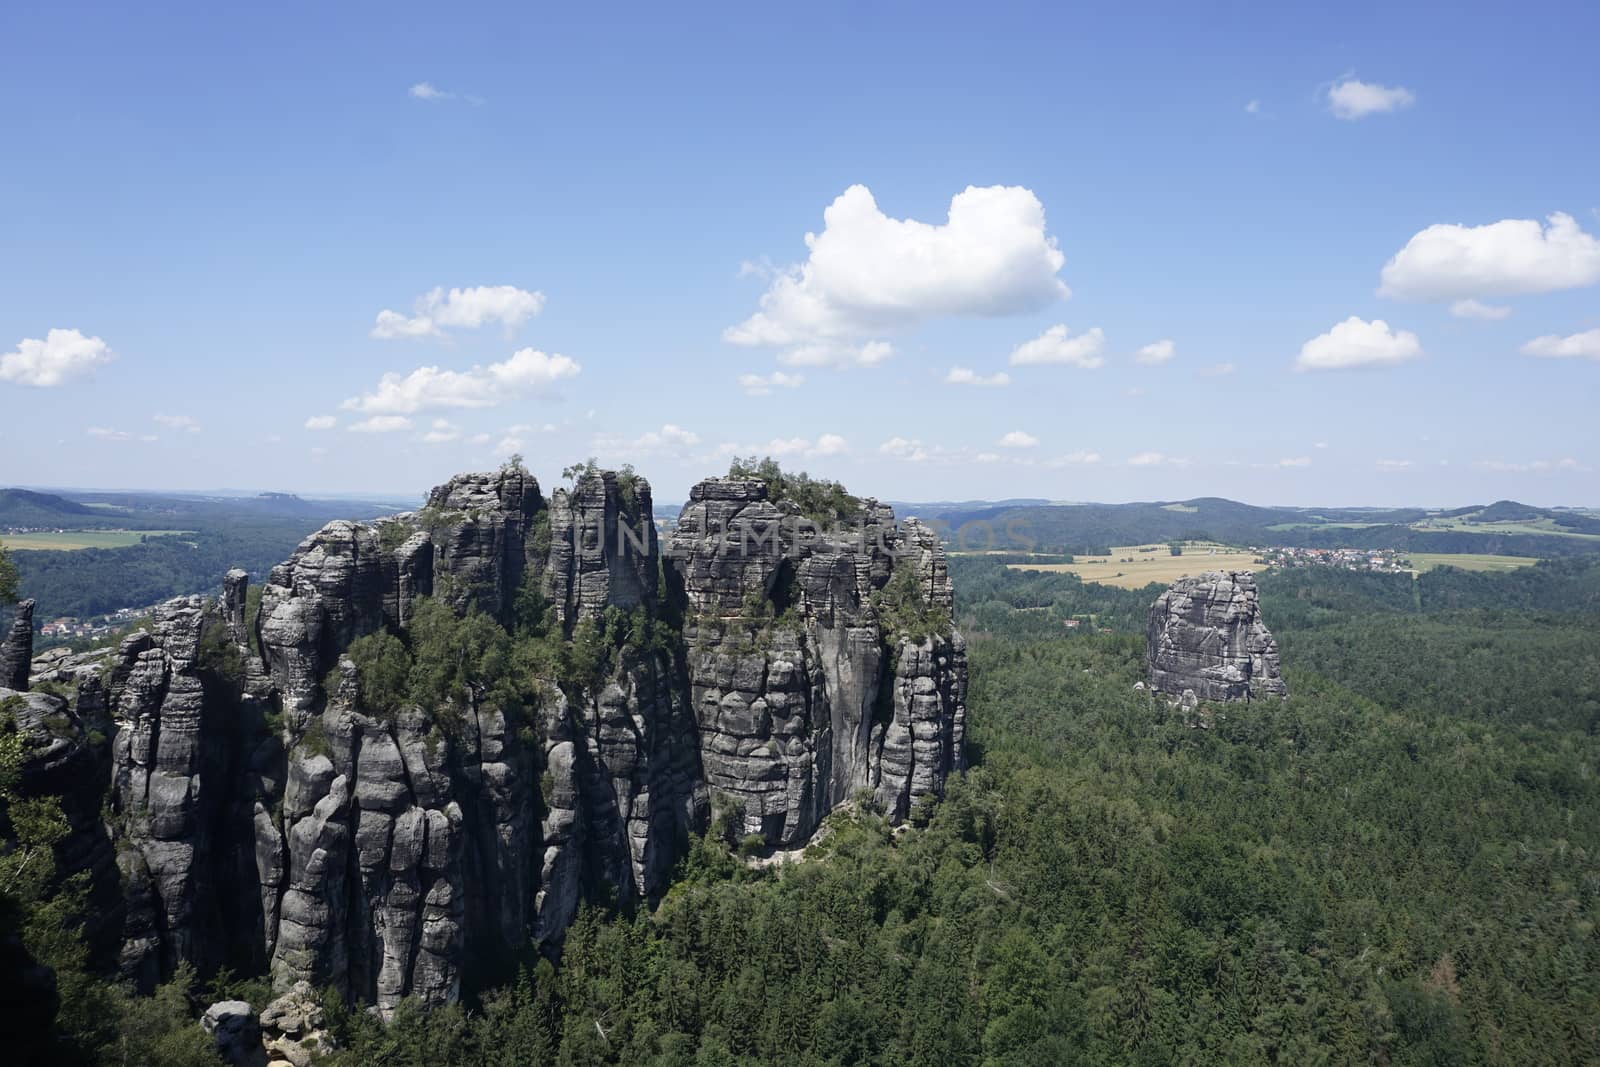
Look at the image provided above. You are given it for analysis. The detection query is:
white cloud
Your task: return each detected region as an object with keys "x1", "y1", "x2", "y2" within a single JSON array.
[
  {"x1": 1045, "y1": 450, "x2": 1101, "y2": 467},
  {"x1": 1275, "y1": 457, "x2": 1312, "y2": 468},
  {"x1": 738, "y1": 370, "x2": 804, "y2": 395},
  {"x1": 422, "y1": 419, "x2": 461, "y2": 445},
  {"x1": 349, "y1": 415, "x2": 414, "y2": 434},
  {"x1": 597, "y1": 423, "x2": 701, "y2": 455},
  {"x1": 371, "y1": 285, "x2": 546, "y2": 339},
  {"x1": 1009, "y1": 324, "x2": 1105, "y2": 368},
  {"x1": 812, "y1": 433, "x2": 848, "y2": 456},
  {"x1": 1326, "y1": 78, "x2": 1415, "y2": 120},
  {"x1": 776, "y1": 340, "x2": 893, "y2": 368},
  {"x1": 154, "y1": 414, "x2": 201, "y2": 433},
  {"x1": 1376, "y1": 458, "x2": 1414, "y2": 470},
  {"x1": 1199, "y1": 362, "x2": 1236, "y2": 376},
  {"x1": 408, "y1": 82, "x2": 480, "y2": 104},
  {"x1": 304, "y1": 415, "x2": 337, "y2": 431},
  {"x1": 1379, "y1": 213, "x2": 1600, "y2": 301},
  {"x1": 86, "y1": 426, "x2": 157, "y2": 443},
  {"x1": 1521, "y1": 327, "x2": 1600, "y2": 360},
  {"x1": 1134, "y1": 339, "x2": 1175, "y2": 365},
  {"x1": 1, "y1": 328, "x2": 115, "y2": 387},
  {"x1": 1245, "y1": 99, "x2": 1262, "y2": 115},
  {"x1": 944, "y1": 366, "x2": 1011, "y2": 387},
  {"x1": 1126, "y1": 451, "x2": 1188, "y2": 467},
  {"x1": 1449, "y1": 299, "x2": 1511, "y2": 320},
  {"x1": 1475, "y1": 457, "x2": 1588, "y2": 473},
  {"x1": 997, "y1": 430, "x2": 1039, "y2": 449},
  {"x1": 974, "y1": 452, "x2": 1001, "y2": 464},
  {"x1": 725, "y1": 184, "x2": 1069, "y2": 361},
  {"x1": 343, "y1": 347, "x2": 580, "y2": 414},
  {"x1": 879, "y1": 436, "x2": 930, "y2": 462},
  {"x1": 1297, "y1": 317, "x2": 1422, "y2": 371}
]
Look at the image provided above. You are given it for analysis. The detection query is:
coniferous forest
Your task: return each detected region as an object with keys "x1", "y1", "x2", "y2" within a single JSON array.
[{"x1": 4, "y1": 548, "x2": 1597, "y2": 1065}]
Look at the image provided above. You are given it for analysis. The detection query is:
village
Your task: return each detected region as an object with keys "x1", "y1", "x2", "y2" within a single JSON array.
[
  {"x1": 1256, "y1": 545, "x2": 1411, "y2": 573},
  {"x1": 38, "y1": 603, "x2": 160, "y2": 645}
]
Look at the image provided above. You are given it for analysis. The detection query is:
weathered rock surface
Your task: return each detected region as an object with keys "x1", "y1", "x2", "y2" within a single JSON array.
[
  {"x1": 258, "y1": 981, "x2": 334, "y2": 1066},
  {"x1": 671, "y1": 477, "x2": 965, "y2": 843},
  {"x1": 34, "y1": 463, "x2": 964, "y2": 1020},
  {"x1": 1146, "y1": 570, "x2": 1287, "y2": 702},
  {"x1": 202, "y1": 999, "x2": 267, "y2": 1067},
  {"x1": 1, "y1": 597, "x2": 34, "y2": 690}
]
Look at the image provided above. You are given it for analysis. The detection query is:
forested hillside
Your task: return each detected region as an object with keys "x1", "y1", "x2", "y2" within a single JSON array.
[
  {"x1": 918, "y1": 498, "x2": 1600, "y2": 559},
  {"x1": 4, "y1": 491, "x2": 401, "y2": 620}
]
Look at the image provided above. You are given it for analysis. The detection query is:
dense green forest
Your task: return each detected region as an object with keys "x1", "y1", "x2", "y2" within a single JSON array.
[
  {"x1": 5, "y1": 492, "x2": 397, "y2": 620},
  {"x1": 4, "y1": 552, "x2": 1598, "y2": 1063}
]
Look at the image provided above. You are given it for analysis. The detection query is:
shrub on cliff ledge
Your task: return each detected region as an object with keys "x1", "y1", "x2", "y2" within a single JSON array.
[{"x1": 727, "y1": 456, "x2": 860, "y2": 524}]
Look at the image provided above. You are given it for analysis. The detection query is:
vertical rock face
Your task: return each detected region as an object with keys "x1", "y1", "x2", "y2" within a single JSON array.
[
  {"x1": 1146, "y1": 570, "x2": 1287, "y2": 702},
  {"x1": 669, "y1": 477, "x2": 965, "y2": 843},
  {"x1": 1, "y1": 597, "x2": 35, "y2": 690},
  {"x1": 62, "y1": 463, "x2": 965, "y2": 1017}
]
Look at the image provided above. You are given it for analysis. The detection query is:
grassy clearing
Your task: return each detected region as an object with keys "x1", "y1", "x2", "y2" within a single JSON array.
[
  {"x1": 0, "y1": 529, "x2": 192, "y2": 551},
  {"x1": 1408, "y1": 552, "x2": 1541, "y2": 574},
  {"x1": 1006, "y1": 541, "x2": 1268, "y2": 588},
  {"x1": 1264, "y1": 521, "x2": 1385, "y2": 531},
  {"x1": 1411, "y1": 516, "x2": 1600, "y2": 541}
]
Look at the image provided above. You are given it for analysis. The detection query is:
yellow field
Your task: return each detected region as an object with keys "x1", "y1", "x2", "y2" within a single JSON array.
[
  {"x1": 1408, "y1": 552, "x2": 1541, "y2": 574},
  {"x1": 0, "y1": 529, "x2": 191, "y2": 551},
  {"x1": 1006, "y1": 542, "x2": 1269, "y2": 588}
]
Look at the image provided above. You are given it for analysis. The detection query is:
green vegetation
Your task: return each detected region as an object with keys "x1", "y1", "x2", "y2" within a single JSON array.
[
  {"x1": 297, "y1": 593, "x2": 1598, "y2": 1063},
  {"x1": 727, "y1": 456, "x2": 860, "y2": 524},
  {"x1": 0, "y1": 543, "x2": 16, "y2": 603},
  {"x1": 872, "y1": 565, "x2": 950, "y2": 641},
  {"x1": 0, "y1": 530, "x2": 194, "y2": 551},
  {"x1": 1406, "y1": 551, "x2": 1540, "y2": 574},
  {"x1": 9, "y1": 514, "x2": 1600, "y2": 1063},
  {"x1": 8, "y1": 492, "x2": 396, "y2": 620}
]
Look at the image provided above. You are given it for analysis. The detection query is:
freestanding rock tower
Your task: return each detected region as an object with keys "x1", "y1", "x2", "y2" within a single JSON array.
[{"x1": 1145, "y1": 570, "x2": 1287, "y2": 702}]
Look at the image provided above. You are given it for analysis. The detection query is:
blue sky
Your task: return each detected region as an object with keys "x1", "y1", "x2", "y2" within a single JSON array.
[{"x1": 2, "y1": 1, "x2": 1597, "y2": 507}]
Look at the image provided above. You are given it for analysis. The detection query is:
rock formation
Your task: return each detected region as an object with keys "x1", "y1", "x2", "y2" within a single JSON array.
[
  {"x1": 671, "y1": 479, "x2": 965, "y2": 844},
  {"x1": 1, "y1": 597, "x2": 34, "y2": 690},
  {"x1": 1145, "y1": 570, "x2": 1287, "y2": 702},
  {"x1": 25, "y1": 463, "x2": 966, "y2": 1020}
]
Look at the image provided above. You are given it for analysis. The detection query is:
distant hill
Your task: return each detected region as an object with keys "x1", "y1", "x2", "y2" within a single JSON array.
[
  {"x1": 919, "y1": 496, "x2": 1600, "y2": 558},
  {"x1": 0, "y1": 488, "x2": 101, "y2": 527}
]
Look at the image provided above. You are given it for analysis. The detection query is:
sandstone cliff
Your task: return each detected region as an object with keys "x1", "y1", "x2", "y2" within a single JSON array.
[
  {"x1": 20, "y1": 463, "x2": 966, "y2": 1018},
  {"x1": 1145, "y1": 570, "x2": 1287, "y2": 702}
]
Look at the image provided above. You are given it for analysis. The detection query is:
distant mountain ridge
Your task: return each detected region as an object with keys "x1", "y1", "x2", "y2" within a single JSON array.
[
  {"x1": 904, "y1": 496, "x2": 1600, "y2": 558},
  {"x1": 0, "y1": 488, "x2": 99, "y2": 525}
]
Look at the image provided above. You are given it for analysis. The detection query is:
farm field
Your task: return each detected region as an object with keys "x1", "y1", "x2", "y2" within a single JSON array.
[
  {"x1": 1408, "y1": 552, "x2": 1542, "y2": 574},
  {"x1": 1005, "y1": 541, "x2": 1268, "y2": 588},
  {"x1": 1411, "y1": 515, "x2": 1600, "y2": 540},
  {"x1": 0, "y1": 529, "x2": 192, "y2": 551}
]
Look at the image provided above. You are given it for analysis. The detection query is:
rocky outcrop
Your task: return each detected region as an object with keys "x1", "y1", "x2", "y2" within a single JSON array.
[
  {"x1": 1, "y1": 597, "x2": 34, "y2": 690},
  {"x1": 671, "y1": 477, "x2": 965, "y2": 844},
  {"x1": 258, "y1": 981, "x2": 335, "y2": 1066},
  {"x1": 1146, "y1": 570, "x2": 1287, "y2": 702},
  {"x1": 2, "y1": 681, "x2": 121, "y2": 962},
  {"x1": 42, "y1": 462, "x2": 965, "y2": 1020},
  {"x1": 202, "y1": 1000, "x2": 266, "y2": 1067},
  {"x1": 107, "y1": 597, "x2": 262, "y2": 987}
]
